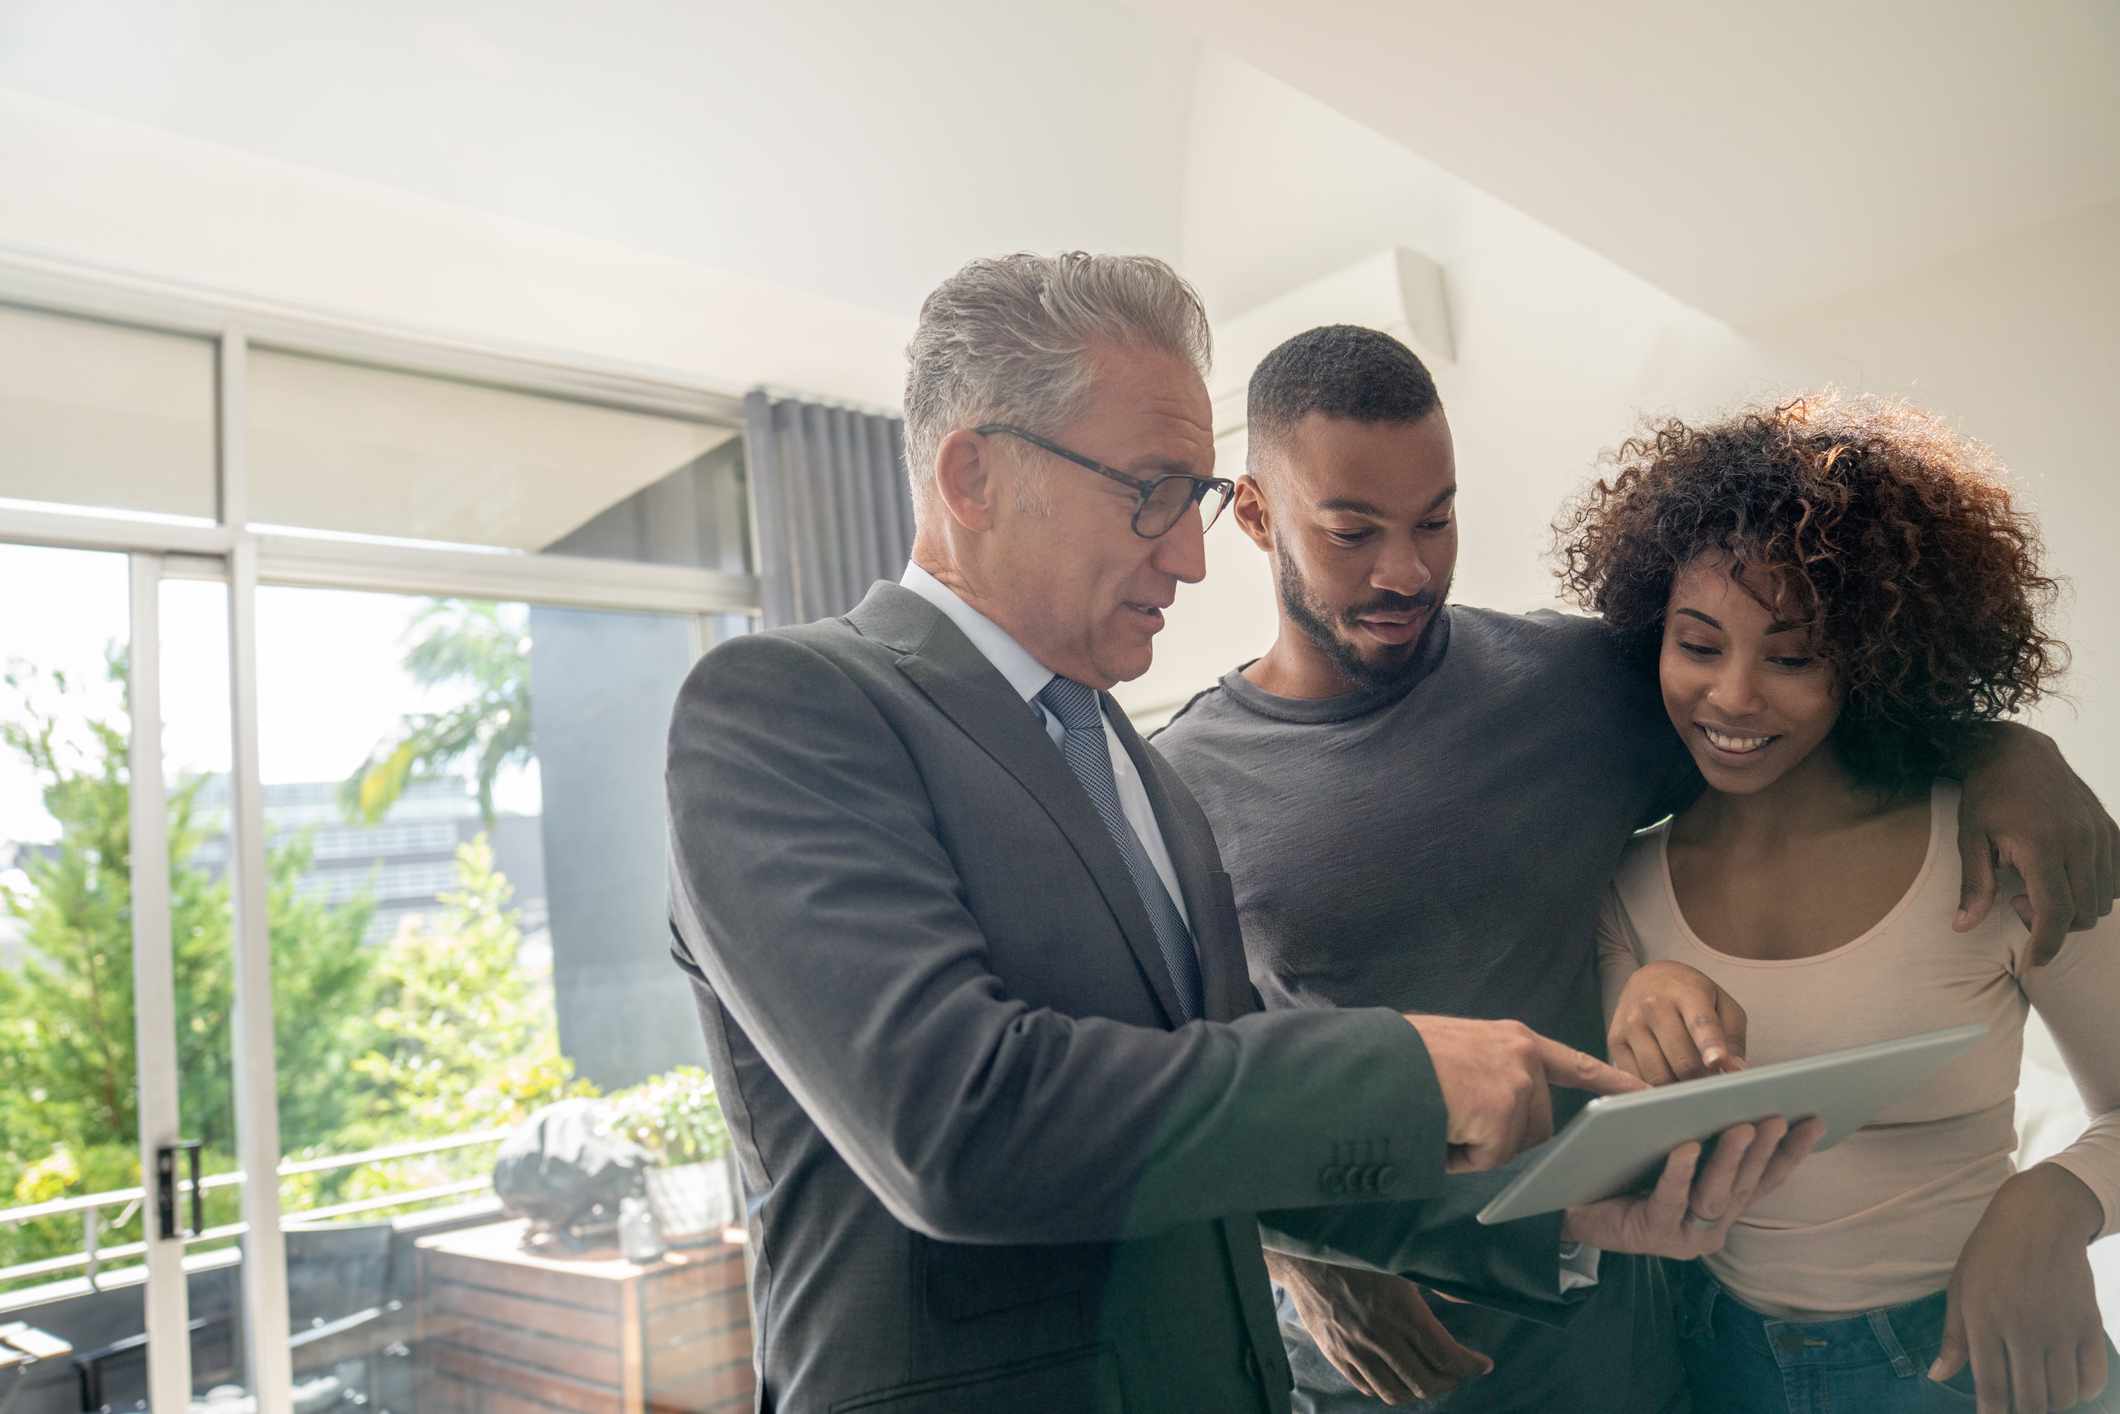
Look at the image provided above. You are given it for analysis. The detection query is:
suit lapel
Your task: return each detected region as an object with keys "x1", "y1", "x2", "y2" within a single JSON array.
[
  {"x1": 851, "y1": 586, "x2": 1185, "y2": 1027},
  {"x1": 1108, "y1": 708, "x2": 1250, "y2": 1024}
]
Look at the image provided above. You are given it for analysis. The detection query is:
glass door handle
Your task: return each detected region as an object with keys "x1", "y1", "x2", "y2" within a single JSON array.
[{"x1": 155, "y1": 1140, "x2": 204, "y2": 1241}]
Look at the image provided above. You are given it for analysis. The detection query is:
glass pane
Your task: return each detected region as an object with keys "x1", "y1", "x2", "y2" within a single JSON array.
[
  {"x1": 247, "y1": 349, "x2": 749, "y2": 571},
  {"x1": 0, "y1": 303, "x2": 218, "y2": 522},
  {"x1": 252, "y1": 586, "x2": 752, "y2": 1411},
  {"x1": 0, "y1": 545, "x2": 230, "y2": 1409},
  {"x1": 0, "y1": 543, "x2": 142, "y2": 1385}
]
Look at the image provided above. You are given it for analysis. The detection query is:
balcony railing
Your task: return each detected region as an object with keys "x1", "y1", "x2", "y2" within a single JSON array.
[{"x1": 0, "y1": 1128, "x2": 509, "y2": 1296}]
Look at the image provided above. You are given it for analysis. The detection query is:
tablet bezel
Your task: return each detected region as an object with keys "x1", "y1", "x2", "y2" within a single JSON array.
[{"x1": 1475, "y1": 1022, "x2": 1988, "y2": 1225}]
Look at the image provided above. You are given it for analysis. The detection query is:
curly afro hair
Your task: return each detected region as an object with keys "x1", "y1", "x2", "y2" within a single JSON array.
[{"x1": 1554, "y1": 393, "x2": 2065, "y2": 792}]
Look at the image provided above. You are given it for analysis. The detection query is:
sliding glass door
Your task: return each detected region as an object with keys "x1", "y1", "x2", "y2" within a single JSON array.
[{"x1": 0, "y1": 544, "x2": 242, "y2": 1412}]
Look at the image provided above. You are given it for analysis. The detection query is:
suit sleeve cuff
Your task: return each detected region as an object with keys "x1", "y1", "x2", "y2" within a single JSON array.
[{"x1": 1557, "y1": 1240, "x2": 1601, "y2": 1292}]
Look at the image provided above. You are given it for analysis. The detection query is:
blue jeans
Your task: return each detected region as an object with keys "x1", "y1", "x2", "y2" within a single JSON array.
[{"x1": 1676, "y1": 1263, "x2": 2120, "y2": 1413}]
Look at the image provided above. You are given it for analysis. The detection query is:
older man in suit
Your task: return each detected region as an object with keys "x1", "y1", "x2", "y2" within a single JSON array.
[{"x1": 666, "y1": 253, "x2": 1814, "y2": 1413}]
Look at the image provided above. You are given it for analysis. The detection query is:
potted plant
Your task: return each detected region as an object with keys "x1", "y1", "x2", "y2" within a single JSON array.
[{"x1": 602, "y1": 1066, "x2": 734, "y2": 1245}]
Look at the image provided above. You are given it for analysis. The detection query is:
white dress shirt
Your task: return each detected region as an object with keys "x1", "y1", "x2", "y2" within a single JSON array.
[{"x1": 899, "y1": 561, "x2": 1190, "y2": 926}]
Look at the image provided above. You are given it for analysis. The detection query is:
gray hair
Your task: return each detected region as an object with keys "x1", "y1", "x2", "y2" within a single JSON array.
[{"x1": 901, "y1": 252, "x2": 1213, "y2": 513}]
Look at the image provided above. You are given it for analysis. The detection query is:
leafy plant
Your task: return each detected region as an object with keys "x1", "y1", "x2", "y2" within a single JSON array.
[{"x1": 603, "y1": 1066, "x2": 728, "y2": 1168}]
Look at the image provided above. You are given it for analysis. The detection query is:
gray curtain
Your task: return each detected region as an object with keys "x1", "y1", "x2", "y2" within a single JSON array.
[{"x1": 744, "y1": 390, "x2": 915, "y2": 628}]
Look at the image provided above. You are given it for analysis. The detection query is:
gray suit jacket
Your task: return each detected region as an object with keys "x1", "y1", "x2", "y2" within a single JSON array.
[{"x1": 666, "y1": 584, "x2": 1572, "y2": 1413}]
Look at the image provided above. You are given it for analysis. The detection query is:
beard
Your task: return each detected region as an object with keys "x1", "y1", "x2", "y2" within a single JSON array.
[{"x1": 1276, "y1": 550, "x2": 1450, "y2": 696}]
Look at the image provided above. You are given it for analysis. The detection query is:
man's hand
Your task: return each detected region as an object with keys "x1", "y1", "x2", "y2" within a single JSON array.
[
  {"x1": 1267, "y1": 1250, "x2": 1491, "y2": 1405},
  {"x1": 1929, "y1": 1165, "x2": 2109, "y2": 1413},
  {"x1": 1404, "y1": 1015, "x2": 1645, "y2": 1173},
  {"x1": 1607, "y1": 961, "x2": 1748, "y2": 1084},
  {"x1": 1561, "y1": 1116, "x2": 1823, "y2": 1256},
  {"x1": 1958, "y1": 722, "x2": 2118, "y2": 964}
]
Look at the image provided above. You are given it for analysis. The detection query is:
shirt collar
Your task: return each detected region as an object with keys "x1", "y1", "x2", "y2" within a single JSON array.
[{"x1": 899, "y1": 561, "x2": 1056, "y2": 706}]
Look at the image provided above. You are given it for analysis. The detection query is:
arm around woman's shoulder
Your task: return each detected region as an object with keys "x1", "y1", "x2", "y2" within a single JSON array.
[{"x1": 2018, "y1": 907, "x2": 2120, "y2": 1243}]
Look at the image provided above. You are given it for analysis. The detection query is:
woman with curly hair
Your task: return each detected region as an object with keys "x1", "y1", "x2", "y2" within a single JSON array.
[{"x1": 1558, "y1": 394, "x2": 2120, "y2": 1413}]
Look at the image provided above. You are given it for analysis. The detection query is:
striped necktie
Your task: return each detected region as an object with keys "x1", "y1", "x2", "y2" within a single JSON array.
[{"x1": 1037, "y1": 675, "x2": 1205, "y2": 1021}]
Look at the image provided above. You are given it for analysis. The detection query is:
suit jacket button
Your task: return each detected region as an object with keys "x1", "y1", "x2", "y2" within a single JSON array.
[
  {"x1": 1356, "y1": 1165, "x2": 1380, "y2": 1193},
  {"x1": 1375, "y1": 1164, "x2": 1398, "y2": 1193},
  {"x1": 1318, "y1": 1165, "x2": 1345, "y2": 1196}
]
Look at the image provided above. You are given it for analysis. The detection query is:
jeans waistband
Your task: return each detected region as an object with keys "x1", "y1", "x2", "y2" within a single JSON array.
[{"x1": 1679, "y1": 1263, "x2": 1946, "y2": 1378}]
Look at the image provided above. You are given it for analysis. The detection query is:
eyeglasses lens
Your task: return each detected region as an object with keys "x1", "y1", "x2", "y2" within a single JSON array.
[{"x1": 1140, "y1": 477, "x2": 1231, "y2": 536}]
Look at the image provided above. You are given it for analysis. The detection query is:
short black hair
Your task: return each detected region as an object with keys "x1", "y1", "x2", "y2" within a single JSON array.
[{"x1": 1247, "y1": 324, "x2": 1441, "y2": 461}]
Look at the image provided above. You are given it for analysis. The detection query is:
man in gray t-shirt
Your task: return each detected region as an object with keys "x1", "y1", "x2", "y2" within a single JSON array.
[
  {"x1": 1159, "y1": 609, "x2": 1696, "y2": 1413},
  {"x1": 1152, "y1": 326, "x2": 1699, "y2": 1414}
]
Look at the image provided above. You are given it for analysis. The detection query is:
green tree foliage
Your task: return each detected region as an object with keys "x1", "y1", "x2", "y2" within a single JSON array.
[
  {"x1": 340, "y1": 600, "x2": 533, "y2": 827},
  {"x1": 330, "y1": 836, "x2": 593, "y2": 1203},
  {"x1": 0, "y1": 659, "x2": 375, "y2": 1278},
  {"x1": 0, "y1": 614, "x2": 590, "y2": 1292},
  {"x1": 0, "y1": 676, "x2": 138, "y2": 1158},
  {"x1": 0, "y1": 660, "x2": 375, "y2": 1163}
]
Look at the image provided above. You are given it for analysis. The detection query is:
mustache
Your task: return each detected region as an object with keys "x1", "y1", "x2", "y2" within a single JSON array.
[{"x1": 1343, "y1": 590, "x2": 1437, "y2": 622}]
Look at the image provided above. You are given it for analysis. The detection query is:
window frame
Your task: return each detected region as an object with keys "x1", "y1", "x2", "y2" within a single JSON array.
[
  {"x1": 0, "y1": 251, "x2": 760, "y2": 1410},
  {"x1": 0, "y1": 252, "x2": 760, "y2": 619}
]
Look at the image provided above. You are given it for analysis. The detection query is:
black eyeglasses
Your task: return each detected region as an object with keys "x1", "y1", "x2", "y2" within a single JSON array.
[{"x1": 974, "y1": 424, "x2": 1234, "y2": 539}]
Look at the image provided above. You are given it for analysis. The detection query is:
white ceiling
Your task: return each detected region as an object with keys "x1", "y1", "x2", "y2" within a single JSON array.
[
  {"x1": 1137, "y1": 0, "x2": 2120, "y2": 325},
  {"x1": 0, "y1": 0, "x2": 1197, "y2": 317},
  {"x1": 3, "y1": 0, "x2": 2113, "y2": 330}
]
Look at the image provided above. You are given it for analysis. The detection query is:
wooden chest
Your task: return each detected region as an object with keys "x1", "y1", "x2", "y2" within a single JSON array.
[{"x1": 415, "y1": 1218, "x2": 753, "y2": 1412}]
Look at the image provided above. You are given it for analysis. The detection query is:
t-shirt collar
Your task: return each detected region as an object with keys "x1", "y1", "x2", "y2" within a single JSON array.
[{"x1": 1218, "y1": 607, "x2": 1453, "y2": 724}]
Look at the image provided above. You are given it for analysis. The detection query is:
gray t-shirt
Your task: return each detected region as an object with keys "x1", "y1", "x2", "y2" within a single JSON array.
[{"x1": 1153, "y1": 605, "x2": 1697, "y2": 1414}]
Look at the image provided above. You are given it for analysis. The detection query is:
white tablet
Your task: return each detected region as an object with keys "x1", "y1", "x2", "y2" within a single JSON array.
[{"x1": 1476, "y1": 1023, "x2": 1986, "y2": 1225}]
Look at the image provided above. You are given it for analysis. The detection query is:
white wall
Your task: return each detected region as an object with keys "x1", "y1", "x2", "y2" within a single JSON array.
[
  {"x1": 1139, "y1": 0, "x2": 2120, "y2": 332},
  {"x1": 0, "y1": 0, "x2": 1199, "y2": 320},
  {"x1": 0, "y1": 87, "x2": 912, "y2": 407},
  {"x1": 1750, "y1": 200, "x2": 2120, "y2": 808}
]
